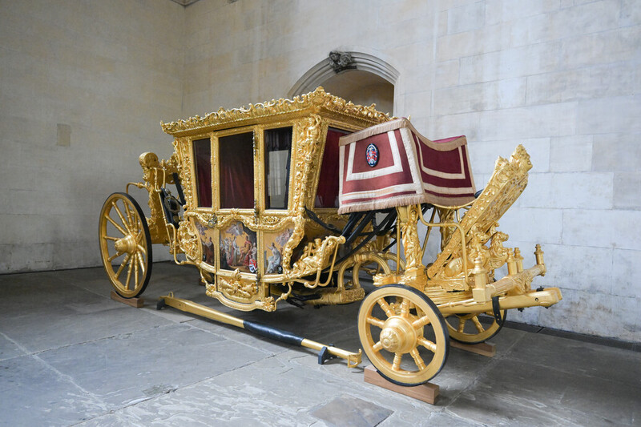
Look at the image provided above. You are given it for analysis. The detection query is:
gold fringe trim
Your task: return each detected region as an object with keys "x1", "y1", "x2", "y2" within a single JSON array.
[{"x1": 338, "y1": 193, "x2": 475, "y2": 214}]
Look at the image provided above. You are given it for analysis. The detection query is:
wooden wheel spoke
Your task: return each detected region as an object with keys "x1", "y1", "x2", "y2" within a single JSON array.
[
  {"x1": 103, "y1": 235, "x2": 119, "y2": 241},
  {"x1": 372, "y1": 341, "x2": 383, "y2": 353},
  {"x1": 115, "y1": 254, "x2": 131, "y2": 279},
  {"x1": 418, "y1": 337, "x2": 437, "y2": 353},
  {"x1": 412, "y1": 315, "x2": 432, "y2": 330},
  {"x1": 137, "y1": 244, "x2": 147, "y2": 256},
  {"x1": 377, "y1": 298, "x2": 395, "y2": 318},
  {"x1": 392, "y1": 353, "x2": 402, "y2": 371},
  {"x1": 457, "y1": 317, "x2": 467, "y2": 333},
  {"x1": 400, "y1": 297, "x2": 410, "y2": 318},
  {"x1": 111, "y1": 201, "x2": 130, "y2": 233},
  {"x1": 366, "y1": 316, "x2": 385, "y2": 329},
  {"x1": 137, "y1": 252, "x2": 146, "y2": 276},
  {"x1": 106, "y1": 214, "x2": 128, "y2": 236},
  {"x1": 123, "y1": 202, "x2": 135, "y2": 230},
  {"x1": 107, "y1": 251, "x2": 123, "y2": 263},
  {"x1": 125, "y1": 256, "x2": 134, "y2": 290},
  {"x1": 410, "y1": 348, "x2": 426, "y2": 370},
  {"x1": 134, "y1": 254, "x2": 139, "y2": 287},
  {"x1": 472, "y1": 316, "x2": 485, "y2": 333}
]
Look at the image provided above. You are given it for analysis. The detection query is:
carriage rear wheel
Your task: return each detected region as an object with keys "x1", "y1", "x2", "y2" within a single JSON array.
[
  {"x1": 99, "y1": 192, "x2": 152, "y2": 298},
  {"x1": 445, "y1": 310, "x2": 506, "y2": 344},
  {"x1": 358, "y1": 285, "x2": 449, "y2": 386}
]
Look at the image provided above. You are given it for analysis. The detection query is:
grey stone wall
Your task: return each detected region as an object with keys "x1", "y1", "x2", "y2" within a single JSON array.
[{"x1": 1, "y1": 0, "x2": 184, "y2": 271}]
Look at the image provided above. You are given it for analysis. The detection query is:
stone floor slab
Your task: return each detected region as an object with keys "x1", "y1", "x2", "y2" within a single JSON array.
[
  {"x1": 380, "y1": 410, "x2": 480, "y2": 426},
  {"x1": 0, "y1": 299, "x2": 174, "y2": 354},
  {"x1": 79, "y1": 351, "x2": 435, "y2": 427},
  {"x1": 447, "y1": 358, "x2": 641, "y2": 426},
  {"x1": 38, "y1": 323, "x2": 266, "y2": 410},
  {"x1": 505, "y1": 331, "x2": 641, "y2": 388},
  {"x1": 0, "y1": 333, "x2": 26, "y2": 361},
  {"x1": 311, "y1": 395, "x2": 393, "y2": 427},
  {"x1": 0, "y1": 354, "x2": 106, "y2": 427}
]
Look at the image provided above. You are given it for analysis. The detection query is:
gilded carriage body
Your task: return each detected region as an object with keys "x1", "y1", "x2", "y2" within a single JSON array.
[
  {"x1": 155, "y1": 88, "x2": 393, "y2": 312},
  {"x1": 99, "y1": 87, "x2": 562, "y2": 386}
]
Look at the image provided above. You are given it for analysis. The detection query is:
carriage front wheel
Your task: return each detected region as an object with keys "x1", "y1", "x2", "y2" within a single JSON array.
[
  {"x1": 99, "y1": 192, "x2": 152, "y2": 298},
  {"x1": 358, "y1": 285, "x2": 449, "y2": 386}
]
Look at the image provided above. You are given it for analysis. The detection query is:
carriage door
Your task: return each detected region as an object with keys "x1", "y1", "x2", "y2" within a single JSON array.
[
  {"x1": 218, "y1": 131, "x2": 257, "y2": 273},
  {"x1": 262, "y1": 127, "x2": 293, "y2": 276}
]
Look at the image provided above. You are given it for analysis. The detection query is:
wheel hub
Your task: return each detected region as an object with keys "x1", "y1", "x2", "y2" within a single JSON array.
[
  {"x1": 380, "y1": 317, "x2": 416, "y2": 353},
  {"x1": 114, "y1": 235, "x2": 137, "y2": 254}
]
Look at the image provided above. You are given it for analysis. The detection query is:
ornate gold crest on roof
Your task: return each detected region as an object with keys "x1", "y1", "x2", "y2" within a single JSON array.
[{"x1": 161, "y1": 87, "x2": 391, "y2": 136}]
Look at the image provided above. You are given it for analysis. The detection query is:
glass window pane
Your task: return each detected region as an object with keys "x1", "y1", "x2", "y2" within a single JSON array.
[
  {"x1": 193, "y1": 138, "x2": 212, "y2": 208},
  {"x1": 220, "y1": 132, "x2": 254, "y2": 209},
  {"x1": 264, "y1": 127, "x2": 292, "y2": 210},
  {"x1": 315, "y1": 128, "x2": 351, "y2": 208}
]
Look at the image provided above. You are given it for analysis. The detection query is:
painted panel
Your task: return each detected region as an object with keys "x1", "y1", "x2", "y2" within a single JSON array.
[
  {"x1": 219, "y1": 221, "x2": 258, "y2": 273},
  {"x1": 263, "y1": 228, "x2": 293, "y2": 275},
  {"x1": 194, "y1": 220, "x2": 216, "y2": 266}
]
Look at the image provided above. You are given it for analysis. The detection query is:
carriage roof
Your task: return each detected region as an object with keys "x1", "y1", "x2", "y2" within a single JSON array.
[{"x1": 160, "y1": 87, "x2": 391, "y2": 137}]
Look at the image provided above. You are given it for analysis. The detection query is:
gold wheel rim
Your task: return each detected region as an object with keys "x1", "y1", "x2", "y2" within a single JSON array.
[
  {"x1": 358, "y1": 286, "x2": 448, "y2": 385},
  {"x1": 445, "y1": 310, "x2": 504, "y2": 344},
  {"x1": 99, "y1": 193, "x2": 150, "y2": 298}
]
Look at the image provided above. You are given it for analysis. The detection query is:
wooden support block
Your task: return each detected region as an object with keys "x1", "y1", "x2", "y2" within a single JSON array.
[
  {"x1": 364, "y1": 365, "x2": 439, "y2": 404},
  {"x1": 110, "y1": 291, "x2": 144, "y2": 308},
  {"x1": 450, "y1": 340, "x2": 496, "y2": 357}
]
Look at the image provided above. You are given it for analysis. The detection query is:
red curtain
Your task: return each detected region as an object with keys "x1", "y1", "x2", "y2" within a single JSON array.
[
  {"x1": 315, "y1": 128, "x2": 350, "y2": 208},
  {"x1": 193, "y1": 139, "x2": 212, "y2": 207},
  {"x1": 220, "y1": 132, "x2": 254, "y2": 209}
]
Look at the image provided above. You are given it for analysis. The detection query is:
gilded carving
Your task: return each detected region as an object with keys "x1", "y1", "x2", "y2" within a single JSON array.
[
  {"x1": 213, "y1": 211, "x2": 289, "y2": 232},
  {"x1": 219, "y1": 274, "x2": 258, "y2": 299},
  {"x1": 427, "y1": 145, "x2": 532, "y2": 280},
  {"x1": 399, "y1": 205, "x2": 423, "y2": 270},
  {"x1": 177, "y1": 219, "x2": 200, "y2": 262},
  {"x1": 161, "y1": 87, "x2": 390, "y2": 135},
  {"x1": 487, "y1": 225, "x2": 510, "y2": 273},
  {"x1": 173, "y1": 137, "x2": 195, "y2": 211},
  {"x1": 279, "y1": 115, "x2": 325, "y2": 274},
  {"x1": 287, "y1": 235, "x2": 345, "y2": 284},
  {"x1": 136, "y1": 152, "x2": 175, "y2": 244}
]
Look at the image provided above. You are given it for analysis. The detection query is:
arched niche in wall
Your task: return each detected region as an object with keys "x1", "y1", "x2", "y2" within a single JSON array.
[{"x1": 289, "y1": 51, "x2": 399, "y2": 115}]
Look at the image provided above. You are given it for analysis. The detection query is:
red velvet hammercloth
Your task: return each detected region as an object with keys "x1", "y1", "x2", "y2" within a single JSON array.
[{"x1": 338, "y1": 118, "x2": 476, "y2": 214}]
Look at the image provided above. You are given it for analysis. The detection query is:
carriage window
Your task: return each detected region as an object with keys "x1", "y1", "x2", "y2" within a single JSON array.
[
  {"x1": 220, "y1": 132, "x2": 254, "y2": 209},
  {"x1": 264, "y1": 127, "x2": 292, "y2": 210},
  {"x1": 315, "y1": 128, "x2": 351, "y2": 208},
  {"x1": 193, "y1": 138, "x2": 212, "y2": 207}
]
